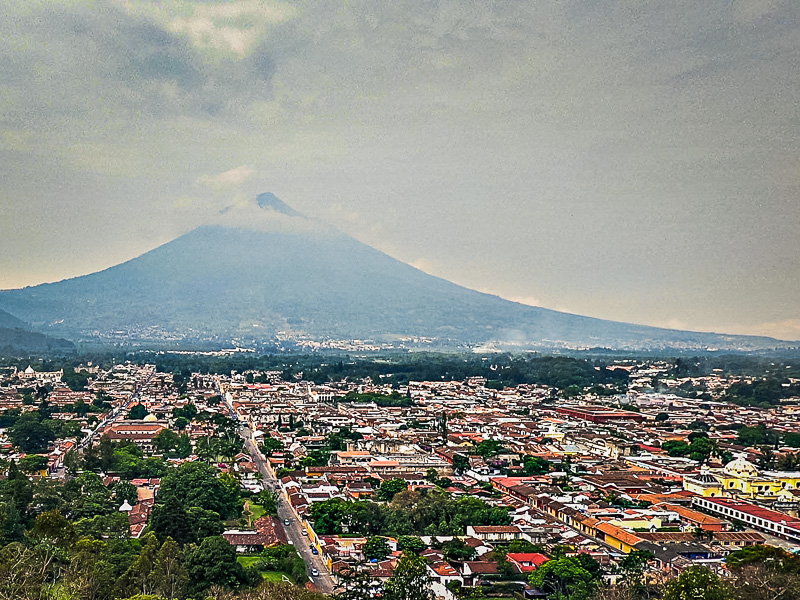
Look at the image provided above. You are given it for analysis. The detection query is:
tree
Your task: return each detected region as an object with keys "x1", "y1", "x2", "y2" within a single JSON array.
[
  {"x1": 153, "y1": 536, "x2": 187, "y2": 599},
  {"x1": 64, "y1": 449, "x2": 82, "y2": 475},
  {"x1": 574, "y1": 554, "x2": 604, "y2": 582},
  {"x1": 98, "y1": 434, "x2": 116, "y2": 472},
  {"x1": 150, "y1": 496, "x2": 195, "y2": 546},
  {"x1": 0, "y1": 542, "x2": 52, "y2": 600},
  {"x1": 384, "y1": 551, "x2": 433, "y2": 600},
  {"x1": 474, "y1": 440, "x2": 504, "y2": 458},
  {"x1": 8, "y1": 412, "x2": 54, "y2": 453},
  {"x1": 184, "y1": 535, "x2": 252, "y2": 596},
  {"x1": 452, "y1": 453, "x2": 470, "y2": 474},
  {"x1": 655, "y1": 412, "x2": 670, "y2": 422},
  {"x1": 309, "y1": 498, "x2": 350, "y2": 535},
  {"x1": 756, "y1": 446, "x2": 776, "y2": 470},
  {"x1": 18, "y1": 454, "x2": 48, "y2": 473},
  {"x1": 65, "y1": 538, "x2": 116, "y2": 600},
  {"x1": 687, "y1": 430, "x2": 709, "y2": 442},
  {"x1": 73, "y1": 398, "x2": 90, "y2": 417},
  {"x1": 662, "y1": 440, "x2": 690, "y2": 457},
  {"x1": 336, "y1": 567, "x2": 383, "y2": 600},
  {"x1": 173, "y1": 403, "x2": 197, "y2": 421},
  {"x1": 175, "y1": 434, "x2": 192, "y2": 458},
  {"x1": 529, "y1": 557, "x2": 600, "y2": 600},
  {"x1": 261, "y1": 437, "x2": 285, "y2": 456},
  {"x1": 119, "y1": 532, "x2": 161, "y2": 597},
  {"x1": 617, "y1": 550, "x2": 652, "y2": 594},
  {"x1": 726, "y1": 544, "x2": 800, "y2": 572},
  {"x1": 441, "y1": 538, "x2": 476, "y2": 562},
  {"x1": 364, "y1": 536, "x2": 391, "y2": 561},
  {"x1": 153, "y1": 429, "x2": 180, "y2": 455},
  {"x1": 522, "y1": 455, "x2": 551, "y2": 475},
  {"x1": 725, "y1": 547, "x2": 800, "y2": 600},
  {"x1": 784, "y1": 432, "x2": 800, "y2": 448},
  {"x1": 187, "y1": 506, "x2": 224, "y2": 540},
  {"x1": 158, "y1": 461, "x2": 240, "y2": 519},
  {"x1": 776, "y1": 453, "x2": 800, "y2": 471},
  {"x1": 378, "y1": 479, "x2": 409, "y2": 502},
  {"x1": 30, "y1": 509, "x2": 76, "y2": 548},
  {"x1": 257, "y1": 489, "x2": 279, "y2": 517},
  {"x1": 737, "y1": 425, "x2": 778, "y2": 447},
  {"x1": 62, "y1": 471, "x2": 115, "y2": 519},
  {"x1": 128, "y1": 404, "x2": 148, "y2": 420},
  {"x1": 0, "y1": 502, "x2": 26, "y2": 545},
  {"x1": 663, "y1": 566, "x2": 731, "y2": 600},
  {"x1": 73, "y1": 511, "x2": 131, "y2": 540},
  {"x1": 115, "y1": 481, "x2": 139, "y2": 505},
  {"x1": 688, "y1": 437, "x2": 718, "y2": 464},
  {"x1": 398, "y1": 536, "x2": 427, "y2": 555}
]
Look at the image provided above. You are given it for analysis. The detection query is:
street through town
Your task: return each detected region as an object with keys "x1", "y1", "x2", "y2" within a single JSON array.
[{"x1": 229, "y1": 395, "x2": 337, "y2": 594}]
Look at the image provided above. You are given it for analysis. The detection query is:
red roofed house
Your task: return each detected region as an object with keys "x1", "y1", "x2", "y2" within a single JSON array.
[
  {"x1": 103, "y1": 422, "x2": 167, "y2": 453},
  {"x1": 506, "y1": 553, "x2": 550, "y2": 573}
]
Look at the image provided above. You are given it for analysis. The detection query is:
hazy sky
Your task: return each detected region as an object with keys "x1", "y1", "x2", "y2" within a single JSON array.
[{"x1": 1, "y1": 0, "x2": 799, "y2": 340}]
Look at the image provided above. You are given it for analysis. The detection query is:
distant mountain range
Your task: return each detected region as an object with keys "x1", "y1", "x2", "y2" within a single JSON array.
[
  {"x1": 0, "y1": 308, "x2": 75, "y2": 354},
  {"x1": 0, "y1": 194, "x2": 795, "y2": 352}
]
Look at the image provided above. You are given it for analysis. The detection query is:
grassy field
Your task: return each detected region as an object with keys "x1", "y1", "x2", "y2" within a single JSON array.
[
  {"x1": 242, "y1": 501, "x2": 266, "y2": 526},
  {"x1": 248, "y1": 502, "x2": 266, "y2": 521},
  {"x1": 237, "y1": 556, "x2": 263, "y2": 569},
  {"x1": 237, "y1": 556, "x2": 293, "y2": 583}
]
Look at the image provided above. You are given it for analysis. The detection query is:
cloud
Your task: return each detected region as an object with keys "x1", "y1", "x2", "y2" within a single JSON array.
[
  {"x1": 1, "y1": 0, "x2": 799, "y2": 339},
  {"x1": 208, "y1": 197, "x2": 335, "y2": 237},
  {"x1": 145, "y1": 0, "x2": 298, "y2": 58},
  {"x1": 198, "y1": 165, "x2": 256, "y2": 190}
]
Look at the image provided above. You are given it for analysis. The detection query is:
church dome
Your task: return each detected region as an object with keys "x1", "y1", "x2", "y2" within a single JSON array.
[
  {"x1": 143, "y1": 413, "x2": 157, "y2": 422},
  {"x1": 724, "y1": 454, "x2": 759, "y2": 478},
  {"x1": 692, "y1": 466, "x2": 719, "y2": 484}
]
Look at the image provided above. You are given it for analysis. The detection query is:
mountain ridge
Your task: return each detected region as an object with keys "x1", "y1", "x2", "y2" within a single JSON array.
[{"x1": 0, "y1": 195, "x2": 794, "y2": 352}]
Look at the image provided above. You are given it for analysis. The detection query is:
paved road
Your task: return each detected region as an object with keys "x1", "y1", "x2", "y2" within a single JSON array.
[
  {"x1": 78, "y1": 370, "x2": 155, "y2": 452},
  {"x1": 226, "y1": 394, "x2": 336, "y2": 593}
]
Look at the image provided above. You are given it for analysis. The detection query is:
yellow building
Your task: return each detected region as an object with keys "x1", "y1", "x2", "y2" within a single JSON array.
[{"x1": 684, "y1": 455, "x2": 800, "y2": 500}]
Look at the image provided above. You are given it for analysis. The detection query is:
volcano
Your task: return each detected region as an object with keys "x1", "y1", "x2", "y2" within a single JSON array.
[{"x1": 0, "y1": 194, "x2": 792, "y2": 351}]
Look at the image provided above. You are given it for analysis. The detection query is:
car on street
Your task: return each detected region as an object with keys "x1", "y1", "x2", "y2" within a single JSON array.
[
  {"x1": 311, "y1": 547, "x2": 319, "y2": 555},
  {"x1": 283, "y1": 519, "x2": 290, "y2": 525},
  {"x1": 301, "y1": 530, "x2": 308, "y2": 536},
  {"x1": 310, "y1": 568, "x2": 319, "y2": 577}
]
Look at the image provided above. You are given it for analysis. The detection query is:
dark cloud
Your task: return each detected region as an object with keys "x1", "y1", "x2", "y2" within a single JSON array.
[
  {"x1": 246, "y1": 42, "x2": 278, "y2": 82},
  {"x1": 107, "y1": 18, "x2": 202, "y2": 89}
]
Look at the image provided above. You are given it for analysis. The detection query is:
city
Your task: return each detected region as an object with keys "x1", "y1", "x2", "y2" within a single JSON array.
[{"x1": 2, "y1": 354, "x2": 799, "y2": 599}]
